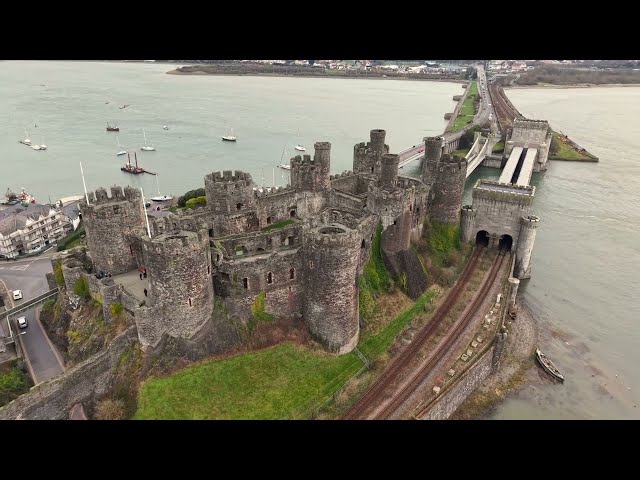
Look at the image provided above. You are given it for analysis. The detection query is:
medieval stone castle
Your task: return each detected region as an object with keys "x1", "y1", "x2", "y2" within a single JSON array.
[{"x1": 66, "y1": 127, "x2": 538, "y2": 357}]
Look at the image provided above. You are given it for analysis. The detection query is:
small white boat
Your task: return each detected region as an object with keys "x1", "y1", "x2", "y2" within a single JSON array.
[
  {"x1": 116, "y1": 136, "x2": 126, "y2": 156},
  {"x1": 222, "y1": 127, "x2": 237, "y2": 142},
  {"x1": 39, "y1": 137, "x2": 47, "y2": 150},
  {"x1": 278, "y1": 163, "x2": 291, "y2": 170},
  {"x1": 150, "y1": 175, "x2": 173, "y2": 202},
  {"x1": 31, "y1": 144, "x2": 42, "y2": 150},
  {"x1": 162, "y1": 125, "x2": 169, "y2": 130},
  {"x1": 20, "y1": 129, "x2": 32, "y2": 145},
  {"x1": 295, "y1": 145, "x2": 305, "y2": 152},
  {"x1": 140, "y1": 128, "x2": 155, "y2": 151}
]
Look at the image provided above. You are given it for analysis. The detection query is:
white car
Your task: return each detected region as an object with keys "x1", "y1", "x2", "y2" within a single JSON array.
[
  {"x1": 17, "y1": 316, "x2": 27, "y2": 329},
  {"x1": 12, "y1": 290, "x2": 23, "y2": 300}
]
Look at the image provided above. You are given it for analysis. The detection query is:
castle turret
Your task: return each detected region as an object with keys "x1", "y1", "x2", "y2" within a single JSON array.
[
  {"x1": 204, "y1": 170, "x2": 256, "y2": 214},
  {"x1": 303, "y1": 224, "x2": 360, "y2": 354},
  {"x1": 428, "y1": 154, "x2": 467, "y2": 225},
  {"x1": 514, "y1": 215, "x2": 539, "y2": 279},
  {"x1": 460, "y1": 205, "x2": 477, "y2": 244},
  {"x1": 421, "y1": 136, "x2": 444, "y2": 190},
  {"x1": 353, "y1": 129, "x2": 390, "y2": 175},
  {"x1": 290, "y1": 142, "x2": 331, "y2": 192},
  {"x1": 79, "y1": 186, "x2": 146, "y2": 275},
  {"x1": 380, "y1": 153, "x2": 399, "y2": 190},
  {"x1": 139, "y1": 229, "x2": 213, "y2": 346}
]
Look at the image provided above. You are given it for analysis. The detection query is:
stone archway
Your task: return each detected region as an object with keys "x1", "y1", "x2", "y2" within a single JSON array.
[{"x1": 475, "y1": 230, "x2": 489, "y2": 247}]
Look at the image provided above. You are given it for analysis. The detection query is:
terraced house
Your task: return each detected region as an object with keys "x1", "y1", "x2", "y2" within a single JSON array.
[{"x1": 0, "y1": 203, "x2": 72, "y2": 259}]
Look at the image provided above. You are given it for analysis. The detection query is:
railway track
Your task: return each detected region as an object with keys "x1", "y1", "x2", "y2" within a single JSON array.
[
  {"x1": 375, "y1": 250, "x2": 508, "y2": 420},
  {"x1": 341, "y1": 246, "x2": 485, "y2": 420},
  {"x1": 489, "y1": 84, "x2": 520, "y2": 133}
]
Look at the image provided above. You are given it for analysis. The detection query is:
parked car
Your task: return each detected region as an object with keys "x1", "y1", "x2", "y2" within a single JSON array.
[
  {"x1": 17, "y1": 316, "x2": 27, "y2": 329},
  {"x1": 12, "y1": 290, "x2": 23, "y2": 300}
]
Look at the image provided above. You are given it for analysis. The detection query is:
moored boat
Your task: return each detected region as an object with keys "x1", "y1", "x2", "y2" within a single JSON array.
[
  {"x1": 106, "y1": 122, "x2": 120, "y2": 132},
  {"x1": 535, "y1": 348, "x2": 564, "y2": 382}
]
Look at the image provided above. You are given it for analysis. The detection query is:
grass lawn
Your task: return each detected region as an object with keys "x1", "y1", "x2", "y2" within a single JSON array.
[
  {"x1": 134, "y1": 343, "x2": 363, "y2": 420},
  {"x1": 492, "y1": 140, "x2": 504, "y2": 153},
  {"x1": 449, "y1": 81, "x2": 478, "y2": 132},
  {"x1": 134, "y1": 286, "x2": 437, "y2": 420},
  {"x1": 550, "y1": 133, "x2": 592, "y2": 160}
]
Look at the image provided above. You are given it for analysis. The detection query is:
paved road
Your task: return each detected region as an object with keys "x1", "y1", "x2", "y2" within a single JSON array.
[
  {"x1": 1, "y1": 252, "x2": 63, "y2": 384},
  {"x1": 0, "y1": 256, "x2": 53, "y2": 302},
  {"x1": 397, "y1": 64, "x2": 496, "y2": 167},
  {"x1": 13, "y1": 306, "x2": 64, "y2": 384}
]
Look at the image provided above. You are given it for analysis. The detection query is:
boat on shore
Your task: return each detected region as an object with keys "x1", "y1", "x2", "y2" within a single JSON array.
[{"x1": 535, "y1": 348, "x2": 564, "y2": 382}]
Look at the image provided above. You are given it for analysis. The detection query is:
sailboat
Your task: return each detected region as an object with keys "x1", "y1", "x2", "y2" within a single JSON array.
[
  {"x1": 150, "y1": 174, "x2": 173, "y2": 202},
  {"x1": 222, "y1": 127, "x2": 237, "y2": 142},
  {"x1": 294, "y1": 128, "x2": 305, "y2": 151},
  {"x1": 19, "y1": 129, "x2": 32, "y2": 145},
  {"x1": 116, "y1": 136, "x2": 127, "y2": 156},
  {"x1": 278, "y1": 144, "x2": 291, "y2": 170},
  {"x1": 39, "y1": 137, "x2": 47, "y2": 150},
  {"x1": 140, "y1": 129, "x2": 156, "y2": 151}
]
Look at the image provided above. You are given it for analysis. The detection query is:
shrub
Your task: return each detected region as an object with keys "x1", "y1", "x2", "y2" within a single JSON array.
[
  {"x1": 177, "y1": 188, "x2": 206, "y2": 208},
  {"x1": 251, "y1": 291, "x2": 273, "y2": 322},
  {"x1": 110, "y1": 303, "x2": 124, "y2": 317},
  {"x1": 54, "y1": 260, "x2": 65, "y2": 286},
  {"x1": 74, "y1": 277, "x2": 90, "y2": 299},
  {"x1": 185, "y1": 196, "x2": 207, "y2": 209}
]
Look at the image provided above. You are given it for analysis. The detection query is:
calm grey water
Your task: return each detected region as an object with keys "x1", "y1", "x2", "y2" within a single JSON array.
[
  {"x1": 0, "y1": 61, "x2": 458, "y2": 200},
  {"x1": 2, "y1": 62, "x2": 638, "y2": 419},
  {"x1": 471, "y1": 87, "x2": 640, "y2": 419}
]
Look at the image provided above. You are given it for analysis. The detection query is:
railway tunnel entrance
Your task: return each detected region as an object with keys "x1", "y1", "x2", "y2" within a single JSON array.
[
  {"x1": 499, "y1": 234, "x2": 513, "y2": 251},
  {"x1": 475, "y1": 230, "x2": 489, "y2": 247}
]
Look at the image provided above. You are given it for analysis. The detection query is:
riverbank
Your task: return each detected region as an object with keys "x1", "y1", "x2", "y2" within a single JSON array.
[{"x1": 450, "y1": 298, "x2": 539, "y2": 419}]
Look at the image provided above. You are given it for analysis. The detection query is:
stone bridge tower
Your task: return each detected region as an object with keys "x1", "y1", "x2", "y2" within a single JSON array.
[
  {"x1": 79, "y1": 186, "x2": 147, "y2": 276},
  {"x1": 303, "y1": 224, "x2": 361, "y2": 354},
  {"x1": 421, "y1": 136, "x2": 444, "y2": 192}
]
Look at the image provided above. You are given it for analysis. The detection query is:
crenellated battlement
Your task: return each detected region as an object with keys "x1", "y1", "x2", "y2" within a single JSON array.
[
  {"x1": 307, "y1": 225, "x2": 361, "y2": 247},
  {"x1": 81, "y1": 185, "x2": 141, "y2": 208},
  {"x1": 206, "y1": 170, "x2": 253, "y2": 184},
  {"x1": 519, "y1": 215, "x2": 540, "y2": 228},
  {"x1": 513, "y1": 119, "x2": 549, "y2": 131},
  {"x1": 473, "y1": 180, "x2": 535, "y2": 206},
  {"x1": 253, "y1": 185, "x2": 296, "y2": 198}
]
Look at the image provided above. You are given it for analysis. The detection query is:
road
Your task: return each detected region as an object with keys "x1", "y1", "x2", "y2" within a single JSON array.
[
  {"x1": 397, "y1": 64, "x2": 497, "y2": 167},
  {"x1": 1, "y1": 252, "x2": 64, "y2": 384},
  {"x1": 13, "y1": 307, "x2": 65, "y2": 384},
  {"x1": 0, "y1": 255, "x2": 54, "y2": 302}
]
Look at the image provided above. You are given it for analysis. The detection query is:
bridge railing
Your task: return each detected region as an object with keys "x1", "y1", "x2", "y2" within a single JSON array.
[{"x1": 0, "y1": 288, "x2": 60, "y2": 321}]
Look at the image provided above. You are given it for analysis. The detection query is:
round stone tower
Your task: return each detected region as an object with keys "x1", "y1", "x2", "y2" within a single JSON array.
[
  {"x1": 428, "y1": 154, "x2": 468, "y2": 225},
  {"x1": 303, "y1": 224, "x2": 360, "y2": 354},
  {"x1": 460, "y1": 205, "x2": 477, "y2": 244},
  {"x1": 421, "y1": 136, "x2": 444, "y2": 188},
  {"x1": 80, "y1": 186, "x2": 146, "y2": 275},
  {"x1": 141, "y1": 228, "x2": 214, "y2": 341},
  {"x1": 353, "y1": 129, "x2": 389, "y2": 175},
  {"x1": 380, "y1": 153, "x2": 399, "y2": 189},
  {"x1": 290, "y1": 142, "x2": 332, "y2": 192},
  {"x1": 515, "y1": 215, "x2": 540, "y2": 279},
  {"x1": 204, "y1": 170, "x2": 256, "y2": 214}
]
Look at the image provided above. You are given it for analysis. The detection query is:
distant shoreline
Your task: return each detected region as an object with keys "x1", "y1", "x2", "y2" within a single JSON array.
[
  {"x1": 166, "y1": 67, "x2": 467, "y2": 83},
  {"x1": 507, "y1": 83, "x2": 640, "y2": 89}
]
